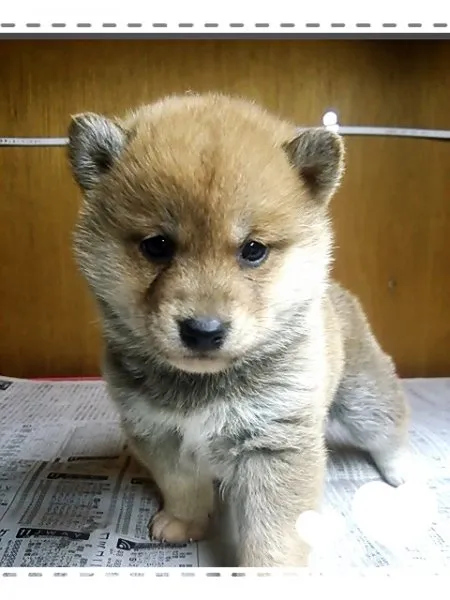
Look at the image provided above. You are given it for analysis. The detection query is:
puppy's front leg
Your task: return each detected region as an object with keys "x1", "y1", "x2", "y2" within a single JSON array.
[
  {"x1": 127, "y1": 433, "x2": 214, "y2": 544},
  {"x1": 228, "y1": 440, "x2": 326, "y2": 568}
]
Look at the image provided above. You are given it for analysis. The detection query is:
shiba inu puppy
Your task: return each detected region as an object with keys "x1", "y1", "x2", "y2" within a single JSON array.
[{"x1": 68, "y1": 93, "x2": 411, "y2": 567}]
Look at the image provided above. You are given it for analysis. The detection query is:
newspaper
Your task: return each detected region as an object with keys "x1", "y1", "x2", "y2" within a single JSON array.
[{"x1": 0, "y1": 375, "x2": 448, "y2": 571}]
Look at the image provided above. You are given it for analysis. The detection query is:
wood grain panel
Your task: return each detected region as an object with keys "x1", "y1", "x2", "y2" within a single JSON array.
[
  {"x1": 332, "y1": 137, "x2": 450, "y2": 378},
  {"x1": 0, "y1": 40, "x2": 449, "y2": 378}
]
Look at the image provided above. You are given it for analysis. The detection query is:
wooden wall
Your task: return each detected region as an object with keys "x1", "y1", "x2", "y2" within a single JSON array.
[{"x1": 0, "y1": 40, "x2": 449, "y2": 378}]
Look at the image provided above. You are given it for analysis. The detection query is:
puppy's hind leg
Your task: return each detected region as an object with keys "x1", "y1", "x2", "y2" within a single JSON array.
[
  {"x1": 328, "y1": 290, "x2": 417, "y2": 486},
  {"x1": 330, "y1": 368, "x2": 415, "y2": 486}
]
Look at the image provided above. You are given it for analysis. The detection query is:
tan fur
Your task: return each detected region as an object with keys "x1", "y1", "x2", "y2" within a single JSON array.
[{"x1": 68, "y1": 93, "x2": 413, "y2": 567}]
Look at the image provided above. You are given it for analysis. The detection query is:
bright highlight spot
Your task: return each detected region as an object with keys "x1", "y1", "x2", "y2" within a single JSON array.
[
  {"x1": 352, "y1": 481, "x2": 437, "y2": 548},
  {"x1": 322, "y1": 111, "x2": 338, "y2": 127},
  {"x1": 322, "y1": 111, "x2": 339, "y2": 132},
  {"x1": 296, "y1": 509, "x2": 345, "y2": 549},
  {"x1": 296, "y1": 481, "x2": 437, "y2": 558}
]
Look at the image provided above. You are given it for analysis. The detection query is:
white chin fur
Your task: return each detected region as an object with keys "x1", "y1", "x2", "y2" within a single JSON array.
[{"x1": 169, "y1": 356, "x2": 231, "y2": 374}]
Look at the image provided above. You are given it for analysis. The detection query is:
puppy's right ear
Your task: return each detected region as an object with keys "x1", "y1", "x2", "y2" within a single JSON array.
[
  {"x1": 68, "y1": 113, "x2": 127, "y2": 191},
  {"x1": 283, "y1": 128, "x2": 345, "y2": 205}
]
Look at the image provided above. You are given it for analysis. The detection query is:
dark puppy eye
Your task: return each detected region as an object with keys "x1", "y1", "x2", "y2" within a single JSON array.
[
  {"x1": 139, "y1": 235, "x2": 175, "y2": 263},
  {"x1": 238, "y1": 240, "x2": 269, "y2": 267}
]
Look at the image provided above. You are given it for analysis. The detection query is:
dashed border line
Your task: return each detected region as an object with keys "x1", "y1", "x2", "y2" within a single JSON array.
[
  {"x1": 0, "y1": 569, "x2": 316, "y2": 578},
  {"x1": 0, "y1": 22, "x2": 448, "y2": 29},
  {"x1": 1, "y1": 568, "x2": 447, "y2": 578}
]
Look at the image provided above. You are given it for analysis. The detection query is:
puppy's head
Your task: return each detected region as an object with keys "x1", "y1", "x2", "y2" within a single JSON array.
[{"x1": 68, "y1": 94, "x2": 344, "y2": 374}]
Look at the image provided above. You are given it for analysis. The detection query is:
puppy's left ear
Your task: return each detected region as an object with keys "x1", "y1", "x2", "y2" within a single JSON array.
[
  {"x1": 283, "y1": 128, "x2": 345, "y2": 204},
  {"x1": 67, "y1": 112, "x2": 127, "y2": 192}
]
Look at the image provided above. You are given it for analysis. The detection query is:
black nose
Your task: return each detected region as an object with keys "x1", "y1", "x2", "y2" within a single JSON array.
[{"x1": 179, "y1": 318, "x2": 228, "y2": 352}]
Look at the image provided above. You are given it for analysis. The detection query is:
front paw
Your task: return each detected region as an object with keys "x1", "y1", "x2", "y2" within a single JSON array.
[
  {"x1": 238, "y1": 537, "x2": 311, "y2": 568},
  {"x1": 149, "y1": 510, "x2": 209, "y2": 543}
]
